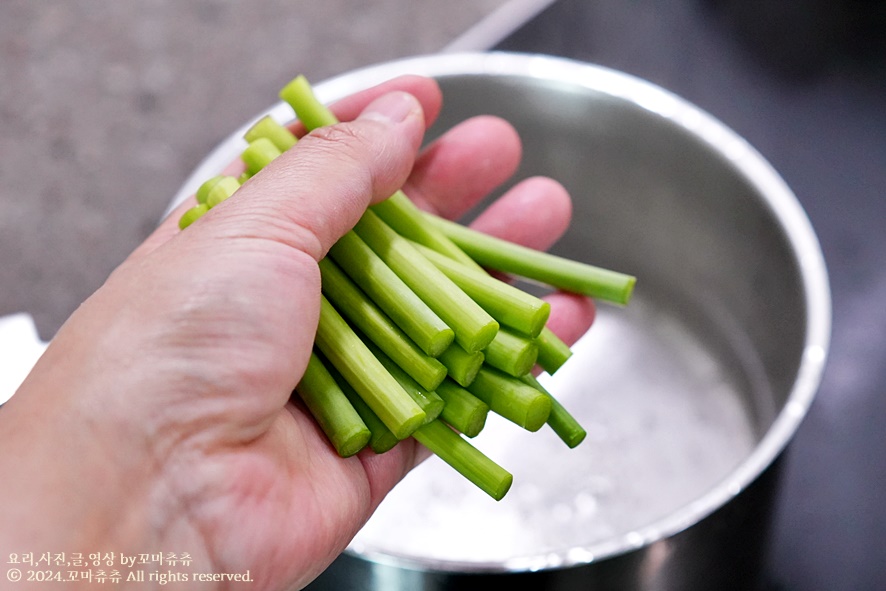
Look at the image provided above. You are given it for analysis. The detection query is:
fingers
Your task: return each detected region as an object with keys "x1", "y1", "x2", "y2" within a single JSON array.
[
  {"x1": 543, "y1": 292, "x2": 597, "y2": 347},
  {"x1": 173, "y1": 90, "x2": 427, "y2": 262},
  {"x1": 404, "y1": 115, "x2": 522, "y2": 219},
  {"x1": 468, "y1": 176, "x2": 572, "y2": 251},
  {"x1": 302, "y1": 75, "x2": 444, "y2": 133},
  {"x1": 142, "y1": 86, "x2": 512, "y2": 262},
  {"x1": 138, "y1": 75, "x2": 592, "y2": 347},
  {"x1": 133, "y1": 76, "x2": 444, "y2": 261}
]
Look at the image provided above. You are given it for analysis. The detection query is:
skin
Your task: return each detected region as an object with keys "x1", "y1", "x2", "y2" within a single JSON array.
[{"x1": 0, "y1": 76, "x2": 594, "y2": 590}]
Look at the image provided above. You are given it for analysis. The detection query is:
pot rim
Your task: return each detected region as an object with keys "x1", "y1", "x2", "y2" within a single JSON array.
[{"x1": 170, "y1": 51, "x2": 832, "y2": 573}]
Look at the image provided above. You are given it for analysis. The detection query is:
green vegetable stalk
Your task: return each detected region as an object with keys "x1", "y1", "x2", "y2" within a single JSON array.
[
  {"x1": 318, "y1": 257, "x2": 447, "y2": 391},
  {"x1": 314, "y1": 295, "x2": 426, "y2": 440},
  {"x1": 412, "y1": 420, "x2": 512, "y2": 501},
  {"x1": 354, "y1": 210, "x2": 499, "y2": 354},
  {"x1": 329, "y1": 231, "x2": 454, "y2": 357},
  {"x1": 295, "y1": 353, "x2": 371, "y2": 457},
  {"x1": 172, "y1": 73, "x2": 639, "y2": 500},
  {"x1": 467, "y1": 366, "x2": 552, "y2": 432},
  {"x1": 423, "y1": 212, "x2": 637, "y2": 306}
]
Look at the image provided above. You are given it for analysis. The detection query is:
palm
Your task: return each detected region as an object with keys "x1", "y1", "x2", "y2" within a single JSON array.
[
  {"x1": 189, "y1": 405, "x2": 386, "y2": 589},
  {"x1": 133, "y1": 239, "x2": 420, "y2": 589}
]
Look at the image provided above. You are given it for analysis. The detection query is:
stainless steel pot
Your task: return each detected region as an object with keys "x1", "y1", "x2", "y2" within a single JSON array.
[{"x1": 172, "y1": 52, "x2": 831, "y2": 591}]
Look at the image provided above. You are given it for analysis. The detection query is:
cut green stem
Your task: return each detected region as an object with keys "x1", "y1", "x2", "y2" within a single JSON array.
[
  {"x1": 276, "y1": 77, "x2": 483, "y2": 286},
  {"x1": 319, "y1": 257, "x2": 446, "y2": 391},
  {"x1": 241, "y1": 137, "x2": 282, "y2": 175},
  {"x1": 438, "y1": 343, "x2": 484, "y2": 388},
  {"x1": 436, "y1": 379, "x2": 489, "y2": 438},
  {"x1": 372, "y1": 191, "x2": 483, "y2": 271},
  {"x1": 314, "y1": 295, "x2": 425, "y2": 440},
  {"x1": 412, "y1": 241, "x2": 551, "y2": 338},
  {"x1": 329, "y1": 230, "x2": 454, "y2": 357},
  {"x1": 196, "y1": 175, "x2": 226, "y2": 205},
  {"x1": 535, "y1": 326, "x2": 574, "y2": 374},
  {"x1": 364, "y1": 340, "x2": 445, "y2": 424},
  {"x1": 295, "y1": 353, "x2": 370, "y2": 457},
  {"x1": 423, "y1": 213, "x2": 637, "y2": 305},
  {"x1": 521, "y1": 374, "x2": 587, "y2": 448},
  {"x1": 413, "y1": 420, "x2": 513, "y2": 501},
  {"x1": 178, "y1": 203, "x2": 209, "y2": 230},
  {"x1": 327, "y1": 360, "x2": 400, "y2": 454},
  {"x1": 205, "y1": 176, "x2": 240, "y2": 208},
  {"x1": 467, "y1": 366, "x2": 552, "y2": 432},
  {"x1": 244, "y1": 114, "x2": 297, "y2": 152},
  {"x1": 279, "y1": 75, "x2": 339, "y2": 130},
  {"x1": 484, "y1": 327, "x2": 539, "y2": 378},
  {"x1": 413, "y1": 216, "x2": 574, "y2": 376},
  {"x1": 354, "y1": 209, "x2": 499, "y2": 354}
]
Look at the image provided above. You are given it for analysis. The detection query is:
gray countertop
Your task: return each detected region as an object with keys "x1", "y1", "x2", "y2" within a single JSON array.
[{"x1": 0, "y1": 0, "x2": 507, "y2": 339}]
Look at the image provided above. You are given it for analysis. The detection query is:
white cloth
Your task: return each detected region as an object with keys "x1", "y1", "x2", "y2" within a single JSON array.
[{"x1": 0, "y1": 313, "x2": 48, "y2": 406}]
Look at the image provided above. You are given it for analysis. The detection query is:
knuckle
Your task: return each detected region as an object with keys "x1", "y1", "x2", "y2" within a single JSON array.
[{"x1": 300, "y1": 124, "x2": 373, "y2": 163}]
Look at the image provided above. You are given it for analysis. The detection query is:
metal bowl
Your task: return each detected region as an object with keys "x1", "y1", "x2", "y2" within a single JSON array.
[{"x1": 172, "y1": 52, "x2": 831, "y2": 591}]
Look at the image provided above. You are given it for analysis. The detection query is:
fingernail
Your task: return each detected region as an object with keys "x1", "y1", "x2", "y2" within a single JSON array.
[{"x1": 360, "y1": 91, "x2": 419, "y2": 124}]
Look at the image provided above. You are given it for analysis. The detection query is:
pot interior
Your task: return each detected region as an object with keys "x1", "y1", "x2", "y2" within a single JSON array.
[
  {"x1": 345, "y1": 62, "x2": 820, "y2": 572},
  {"x1": 168, "y1": 53, "x2": 828, "y2": 577}
]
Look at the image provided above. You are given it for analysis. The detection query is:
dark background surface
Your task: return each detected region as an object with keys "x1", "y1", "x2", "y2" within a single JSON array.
[{"x1": 497, "y1": 1, "x2": 886, "y2": 589}]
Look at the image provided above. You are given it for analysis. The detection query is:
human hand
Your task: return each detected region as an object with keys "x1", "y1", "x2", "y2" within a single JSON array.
[{"x1": 0, "y1": 75, "x2": 594, "y2": 590}]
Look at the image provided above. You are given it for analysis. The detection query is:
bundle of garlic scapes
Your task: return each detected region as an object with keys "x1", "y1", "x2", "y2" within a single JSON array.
[{"x1": 177, "y1": 76, "x2": 636, "y2": 501}]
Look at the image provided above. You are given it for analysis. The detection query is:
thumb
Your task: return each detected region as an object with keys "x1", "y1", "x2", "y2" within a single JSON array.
[{"x1": 178, "y1": 90, "x2": 426, "y2": 261}]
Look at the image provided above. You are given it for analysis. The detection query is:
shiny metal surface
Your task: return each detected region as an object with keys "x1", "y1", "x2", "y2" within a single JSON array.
[
  {"x1": 492, "y1": 4, "x2": 886, "y2": 587},
  {"x1": 173, "y1": 52, "x2": 831, "y2": 590}
]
